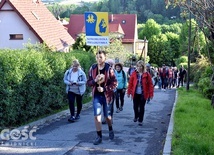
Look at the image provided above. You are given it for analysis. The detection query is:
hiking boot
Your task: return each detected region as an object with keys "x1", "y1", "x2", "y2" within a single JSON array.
[
  {"x1": 138, "y1": 122, "x2": 143, "y2": 126},
  {"x1": 68, "y1": 116, "x2": 75, "y2": 123},
  {"x1": 75, "y1": 115, "x2": 80, "y2": 120},
  {"x1": 109, "y1": 130, "x2": 114, "y2": 140},
  {"x1": 93, "y1": 136, "x2": 102, "y2": 145},
  {"x1": 116, "y1": 108, "x2": 120, "y2": 113},
  {"x1": 133, "y1": 118, "x2": 137, "y2": 122}
]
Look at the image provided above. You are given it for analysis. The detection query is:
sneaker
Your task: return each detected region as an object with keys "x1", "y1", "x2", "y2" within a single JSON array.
[
  {"x1": 68, "y1": 116, "x2": 75, "y2": 122},
  {"x1": 75, "y1": 115, "x2": 80, "y2": 120},
  {"x1": 116, "y1": 108, "x2": 120, "y2": 113},
  {"x1": 93, "y1": 136, "x2": 102, "y2": 145},
  {"x1": 109, "y1": 130, "x2": 114, "y2": 140},
  {"x1": 119, "y1": 106, "x2": 123, "y2": 111},
  {"x1": 138, "y1": 122, "x2": 143, "y2": 126},
  {"x1": 133, "y1": 118, "x2": 137, "y2": 122}
]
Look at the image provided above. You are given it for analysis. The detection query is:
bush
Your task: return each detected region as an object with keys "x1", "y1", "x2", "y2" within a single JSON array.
[
  {"x1": 0, "y1": 49, "x2": 95, "y2": 128},
  {"x1": 191, "y1": 56, "x2": 211, "y2": 86},
  {"x1": 176, "y1": 56, "x2": 188, "y2": 64},
  {"x1": 198, "y1": 77, "x2": 214, "y2": 99}
]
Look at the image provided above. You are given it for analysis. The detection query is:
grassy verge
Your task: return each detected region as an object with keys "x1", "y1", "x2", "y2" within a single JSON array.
[{"x1": 172, "y1": 87, "x2": 214, "y2": 155}]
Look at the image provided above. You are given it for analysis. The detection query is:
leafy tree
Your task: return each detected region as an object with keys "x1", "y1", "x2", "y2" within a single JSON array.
[
  {"x1": 99, "y1": 36, "x2": 130, "y2": 63},
  {"x1": 165, "y1": 0, "x2": 214, "y2": 63},
  {"x1": 108, "y1": 0, "x2": 121, "y2": 14},
  {"x1": 161, "y1": 23, "x2": 182, "y2": 34},
  {"x1": 148, "y1": 34, "x2": 172, "y2": 66},
  {"x1": 148, "y1": 14, "x2": 164, "y2": 24},
  {"x1": 73, "y1": 5, "x2": 89, "y2": 14},
  {"x1": 72, "y1": 34, "x2": 96, "y2": 53},
  {"x1": 137, "y1": 23, "x2": 145, "y2": 34},
  {"x1": 179, "y1": 19, "x2": 206, "y2": 60},
  {"x1": 139, "y1": 19, "x2": 161, "y2": 40},
  {"x1": 179, "y1": 19, "x2": 195, "y2": 55},
  {"x1": 166, "y1": 0, "x2": 214, "y2": 34},
  {"x1": 165, "y1": 32, "x2": 180, "y2": 62}
]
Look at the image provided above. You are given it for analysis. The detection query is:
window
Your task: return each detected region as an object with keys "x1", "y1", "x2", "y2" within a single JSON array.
[
  {"x1": 122, "y1": 20, "x2": 126, "y2": 24},
  {"x1": 10, "y1": 34, "x2": 23, "y2": 40}
]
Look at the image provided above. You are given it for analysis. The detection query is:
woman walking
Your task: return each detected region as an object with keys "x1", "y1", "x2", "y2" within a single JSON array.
[
  {"x1": 63, "y1": 59, "x2": 87, "y2": 122},
  {"x1": 127, "y1": 60, "x2": 154, "y2": 126}
]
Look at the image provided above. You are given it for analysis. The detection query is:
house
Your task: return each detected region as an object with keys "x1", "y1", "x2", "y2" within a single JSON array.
[
  {"x1": 0, "y1": 0, "x2": 75, "y2": 52},
  {"x1": 67, "y1": 14, "x2": 147, "y2": 55}
]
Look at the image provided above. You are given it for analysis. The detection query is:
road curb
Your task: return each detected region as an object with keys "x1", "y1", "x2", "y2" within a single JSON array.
[
  {"x1": 20, "y1": 102, "x2": 92, "y2": 130},
  {"x1": 0, "y1": 102, "x2": 93, "y2": 142},
  {"x1": 162, "y1": 90, "x2": 178, "y2": 155}
]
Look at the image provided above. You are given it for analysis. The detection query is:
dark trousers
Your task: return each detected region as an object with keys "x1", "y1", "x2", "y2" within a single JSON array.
[
  {"x1": 115, "y1": 89, "x2": 125, "y2": 109},
  {"x1": 133, "y1": 94, "x2": 146, "y2": 122},
  {"x1": 178, "y1": 77, "x2": 184, "y2": 87},
  {"x1": 67, "y1": 91, "x2": 83, "y2": 116},
  {"x1": 161, "y1": 77, "x2": 168, "y2": 89}
]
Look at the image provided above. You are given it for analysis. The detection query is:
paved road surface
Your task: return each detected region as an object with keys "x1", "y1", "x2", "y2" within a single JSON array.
[{"x1": 0, "y1": 88, "x2": 176, "y2": 155}]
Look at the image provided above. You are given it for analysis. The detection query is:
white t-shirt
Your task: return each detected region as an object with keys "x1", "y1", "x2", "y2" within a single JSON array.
[
  {"x1": 70, "y1": 71, "x2": 78, "y2": 82},
  {"x1": 69, "y1": 71, "x2": 80, "y2": 94}
]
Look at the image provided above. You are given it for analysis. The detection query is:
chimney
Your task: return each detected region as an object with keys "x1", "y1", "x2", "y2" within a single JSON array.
[
  {"x1": 111, "y1": 14, "x2": 114, "y2": 22},
  {"x1": 32, "y1": 0, "x2": 39, "y2": 4}
]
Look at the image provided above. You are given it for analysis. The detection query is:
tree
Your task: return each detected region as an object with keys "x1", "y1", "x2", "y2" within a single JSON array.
[
  {"x1": 99, "y1": 36, "x2": 130, "y2": 63},
  {"x1": 139, "y1": 19, "x2": 161, "y2": 40},
  {"x1": 166, "y1": 0, "x2": 214, "y2": 33},
  {"x1": 72, "y1": 34, "x2": 96, "y2": 53},
  {"x1": 165, "y1": 0, "x2": 214, "y2": 63},
  {"x1": 179, "y1": 19, "x2": 206, "y2": 59},
  {"x1": 161, "y1": 23, "x2": 182, "y2": 34},
  {"x1": 165, "y1": 32, "x2": 180, "y2": 59},
  {"x1": 148, "y1": 34, "x2": 172, "y2": 66}
]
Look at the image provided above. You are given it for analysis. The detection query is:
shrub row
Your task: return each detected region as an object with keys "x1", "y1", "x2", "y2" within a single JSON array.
[{"x1": 0, "y1": 49, "x2": 95, "y2": 128}]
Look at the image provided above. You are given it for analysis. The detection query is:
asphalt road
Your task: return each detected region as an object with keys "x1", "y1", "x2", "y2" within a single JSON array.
[{"x1": 0, "y1": 87, "x2": 176, "y2": 155}]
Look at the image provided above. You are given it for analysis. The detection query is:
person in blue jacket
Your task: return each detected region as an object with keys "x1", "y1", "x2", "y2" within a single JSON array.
[{"x1": 114, "y1": 63, "x2": 127, "y2": 113}]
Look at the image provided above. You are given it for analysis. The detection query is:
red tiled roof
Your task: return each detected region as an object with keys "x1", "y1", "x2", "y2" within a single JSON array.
[
  {"x1": 67, "y1": 14, "x2": 85, "y2": 39},
  {"x1": 109, "y1": 14, "x2": 136, "y2": 43},
  {"x1": 67, "y1": 14, "x2": 137, "y2": 43},
  {"x1": 109, "y1": 23, "x2": 124, "y2": 35},
  {"x1": 0, "y1": 0, "x2": 75, "y2": 51}
]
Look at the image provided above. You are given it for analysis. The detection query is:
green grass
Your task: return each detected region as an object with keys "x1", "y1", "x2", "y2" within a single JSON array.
[{"x1": 172, "y1": 87, "x2": 214, "y2": 155}]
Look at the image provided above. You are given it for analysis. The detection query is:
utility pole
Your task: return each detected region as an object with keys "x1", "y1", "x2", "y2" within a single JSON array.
[{"x1": 187, "y1": 0, "x2": 191, "y2": 91}]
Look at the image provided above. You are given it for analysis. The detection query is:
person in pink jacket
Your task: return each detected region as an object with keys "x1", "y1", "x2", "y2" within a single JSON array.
[{"x1": 127, "y1": 60, "x2": 154, "y2": 126}]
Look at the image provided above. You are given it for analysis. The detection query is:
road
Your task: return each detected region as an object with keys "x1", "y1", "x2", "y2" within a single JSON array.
[{"x1": 0, "y1": 87, "x2": 176, "y2": 155}]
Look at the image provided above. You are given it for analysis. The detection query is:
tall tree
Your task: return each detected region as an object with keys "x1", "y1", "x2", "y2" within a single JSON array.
[
  {"x1": 139, "y1": 19, "x2": 161, "y2": 40},
  {"x1": 148, "y1": 34, "x2": 171, "y2": 66},
  {"x1": 165, "y1": 0, "x2": 214, "y2": 60}
]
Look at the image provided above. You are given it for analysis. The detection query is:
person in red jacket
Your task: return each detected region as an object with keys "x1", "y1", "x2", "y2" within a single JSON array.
[{"x1": 127, "y1": 60, "x2": 154, "y2": 126}]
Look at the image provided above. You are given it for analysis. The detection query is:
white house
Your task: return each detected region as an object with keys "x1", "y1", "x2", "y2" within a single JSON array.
[{"x1": 0, "y1": 0, "x2": 74, "y2": 52}]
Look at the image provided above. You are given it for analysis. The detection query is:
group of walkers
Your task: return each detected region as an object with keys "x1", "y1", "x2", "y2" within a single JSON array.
[
  {"x1": 63, "y1": 50, "x2": 193, "y2": 145},
  {"x1": 131, "y1": 63, "x2": 187, "y2": 91}
]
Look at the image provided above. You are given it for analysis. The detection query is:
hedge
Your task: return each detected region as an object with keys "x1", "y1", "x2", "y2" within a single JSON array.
[{"x1": 0, "y1": 49, "x2": 95, "y2": 128}]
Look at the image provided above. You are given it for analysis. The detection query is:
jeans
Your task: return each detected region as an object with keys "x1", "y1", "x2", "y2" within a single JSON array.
[{"x1": 93, "y1": 94, "x2": 113, "y2": 117}]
